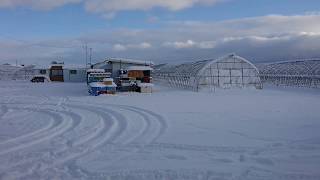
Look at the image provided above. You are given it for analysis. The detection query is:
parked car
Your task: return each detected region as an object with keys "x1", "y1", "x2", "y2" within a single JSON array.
[{"x1": 30, "y1": 75, "x2": 50, "y2": 83}]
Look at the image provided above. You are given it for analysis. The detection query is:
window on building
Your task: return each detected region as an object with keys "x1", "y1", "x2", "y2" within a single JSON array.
[
  {"x1": 40, "y1": 69, "x2": 47, "y2": 74},
  {"x1": 70, "y1": 70, "x2": 77, "y2": 74}
]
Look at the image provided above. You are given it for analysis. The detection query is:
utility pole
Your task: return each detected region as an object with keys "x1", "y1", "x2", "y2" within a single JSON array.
[
  {"x1": 83, "y1": 43, "x2": 88, "y2": 68},
  {"x1": 89, "y1": 48, "x2": 92, "y2": 66},
  {"x1": 85, "y1": 43, "x2": 88, "y2": 68}
]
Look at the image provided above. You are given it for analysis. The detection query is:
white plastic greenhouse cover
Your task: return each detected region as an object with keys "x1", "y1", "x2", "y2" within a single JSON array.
[{"x1": 154, "y1": 54, "x2": 263, "y2": 91}]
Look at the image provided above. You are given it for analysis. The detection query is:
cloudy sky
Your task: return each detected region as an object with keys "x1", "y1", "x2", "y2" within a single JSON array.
[{"x1": 0, "y1": 0, "x2": 320, "y2": 65}]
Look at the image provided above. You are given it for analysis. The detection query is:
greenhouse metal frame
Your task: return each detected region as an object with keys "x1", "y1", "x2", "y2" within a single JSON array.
[
  {"x1": 154, "y1": 54, "x2": 262, "y2": 91},
  {"x1": 258, "y1": 58, "x2": 320, "y2": 88}
]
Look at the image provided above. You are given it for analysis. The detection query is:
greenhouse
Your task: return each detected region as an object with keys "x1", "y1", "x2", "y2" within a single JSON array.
[
  {"x1": 154, "y1": 54, "x2": 262, "y2": 91},
  {"x1": 258, "y1": 58, "x2": 320, "y2": 88}
]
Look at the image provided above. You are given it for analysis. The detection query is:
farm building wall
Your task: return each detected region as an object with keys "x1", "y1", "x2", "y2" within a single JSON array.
[
  {"x1": 32, "y1": 67, "x2": 87, "y2": 82},
  {"x1": 63, "y1": 69, "x2": 87, "y2": 82}
]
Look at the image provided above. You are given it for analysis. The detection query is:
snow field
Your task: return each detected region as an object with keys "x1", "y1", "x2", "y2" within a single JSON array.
[{"x1": 0, "y1": 81, "x2": 320, "y2": 180}]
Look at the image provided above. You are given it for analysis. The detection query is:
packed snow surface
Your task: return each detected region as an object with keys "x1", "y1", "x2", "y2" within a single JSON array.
[{"x1": 0, "y1": 81, "x2": 320, "y2": 180}]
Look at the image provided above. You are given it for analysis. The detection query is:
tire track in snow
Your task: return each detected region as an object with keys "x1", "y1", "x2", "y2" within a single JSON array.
[
  {"x1": 1, "y1": 100, "x2": 168, "y2": 179},
  {"x1": 7, "y1": 103, "x2": 128, "y2": 178},
  {"x1": 0, "y1": 107, "x2": 83, "y2": 173},
  {"x1": 4, "y1": 107, "x2": 100, "y2": 172},
  {"x1": 58, "y1": 102, "x2": 168, "y2": 177},
  {"x1": 0, "y1": 108, "x2": 66, "y2": 156},
  {"x1": 69, "y1": 100, "x2": 168, "y2": 144},
  {"x1": 120, "y1": 105, "x2": 168, "y2": 143},
  {"x1": 24, "y1": 103, "x2": 165, "y2": 178},
  {"x1": 119, "y1": 106, "x2": 152, "y2": 144},
  {"x1": 50, "y1": 104, "x2": 129, "y2": 163},
  {"x1": 64, "y1": 106, "x2": 106, "y2": 147},
  {"x1": 87, "y1": 105, "x2": 168, "y2": 172},
  {"x1": 0, "y1": 103, "x2": 118, "y2": 175},
  {"x1": 66, "y1": 103, "x2": 128, "y2": 145},
  {"x1": 0, "y1": 109, "x2": 56, "y2": 146},
  {"x1": 65, "y1": 101, "x2": 167, "y2": 145},
  {"x1": 114, "y1": 105, "x2": 167, "y2": 144},
  {"x1": 0, "y1": 105, "x2": 81, "y2": 156},
  {"x1": 0, "y1": 102, "x2": 72, "y2": 146}
]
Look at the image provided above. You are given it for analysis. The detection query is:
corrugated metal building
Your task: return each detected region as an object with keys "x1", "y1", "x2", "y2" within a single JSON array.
[{"x1": 92, "y1": 58, "x2": 154, "y2": 79}]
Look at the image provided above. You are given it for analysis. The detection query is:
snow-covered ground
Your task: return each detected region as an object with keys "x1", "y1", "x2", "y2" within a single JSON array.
[{"x1": 0, "y1": 81, "x2": 320, "y2": 180}]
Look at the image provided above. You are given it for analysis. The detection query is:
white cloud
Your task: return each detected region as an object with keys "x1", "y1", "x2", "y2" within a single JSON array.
[
  {"x1": 164, "y1": 40, "x2": 195, "y2": 49},
  {"x1": 2, "y1": 14, "x2": 320, "y2": 64},
  {"x1": 0, "y1": 0, "x2": 225, "y2": 19},
  {"x1": 0, "y1": 0, "x2": 81, "y2": 10},
  {"x1": 0, "y1": 0, "x2": 224, "y2": 13},
  {"x1": 84, "y1": 0, "x2": 224, "y2": 15},
  {"x1": 197, "y1": 41, "x2": 216, "y2": 49},
  {"x1": 113, "y1": 44, "x2": 127, "y2": 51},
  {"x1": 299, "y1": 31, "x2": 320, "y2": 36},
  {"x1": 73, "y1": 14, "x2": 320, "y2": 62},
  {"x1": 113, "y1": 42, "x2": 152, "y2": 51},
  {"x1": 137, "y1": 42, "x2": 152, "y2": 49},
  {"x1": 163, "y1": 40, "x2": 215, "y2": 49}
]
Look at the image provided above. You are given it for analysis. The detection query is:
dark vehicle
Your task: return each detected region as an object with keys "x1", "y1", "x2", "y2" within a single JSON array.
[{"x1": 30, "y1": 75, "x2": 50, "y2": 83}]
